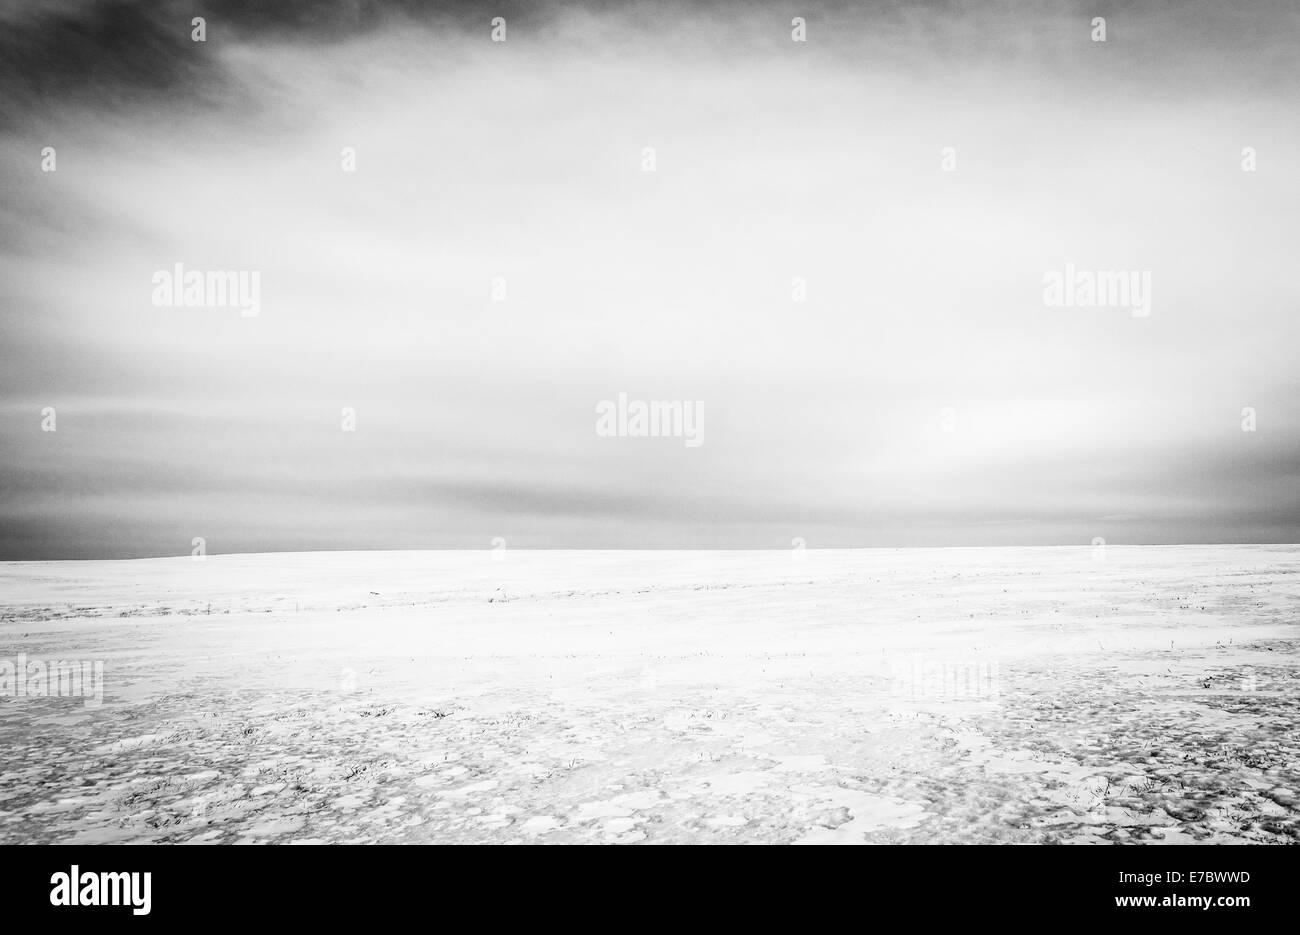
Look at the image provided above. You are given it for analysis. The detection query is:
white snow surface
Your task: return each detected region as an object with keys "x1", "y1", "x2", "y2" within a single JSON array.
[{"x1": 1, "y1": 546, "x2": 1297, "y2": 844}]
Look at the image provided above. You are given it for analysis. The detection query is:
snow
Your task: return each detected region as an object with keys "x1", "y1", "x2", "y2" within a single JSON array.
[{"x1": 0, "y1": 545, "x2": 1296, "y2": 843}]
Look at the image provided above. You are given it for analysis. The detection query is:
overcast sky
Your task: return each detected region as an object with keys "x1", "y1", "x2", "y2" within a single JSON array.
[{"x1": 1, "y1": 0, "x2": 1297, "y2": 558}]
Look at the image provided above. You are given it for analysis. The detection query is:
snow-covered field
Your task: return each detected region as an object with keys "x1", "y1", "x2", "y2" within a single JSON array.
[{"x1": 1, "y1": 546, "x2": 1297, "y2": 844}]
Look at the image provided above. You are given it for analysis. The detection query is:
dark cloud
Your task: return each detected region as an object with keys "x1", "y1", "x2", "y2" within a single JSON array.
[
  {"x1": 0, "y1": 1, "x2": 212, "y2": 127},
  {"x1": 5, "y1": 0, "x2": 1297, "y2": 127},
  {"x1": 0, "y1": 0, "x2": 574, "y2": 126}
]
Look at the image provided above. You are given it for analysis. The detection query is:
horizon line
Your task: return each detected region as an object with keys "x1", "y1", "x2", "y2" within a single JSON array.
[{"x1": 4, "y1": 541, "x2": 1298, "y2": 565}]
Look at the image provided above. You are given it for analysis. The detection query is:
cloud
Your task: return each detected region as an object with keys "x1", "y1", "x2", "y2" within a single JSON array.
[{"x1": 1, "y1": 0, "x2": 1297, "y2": 556}]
